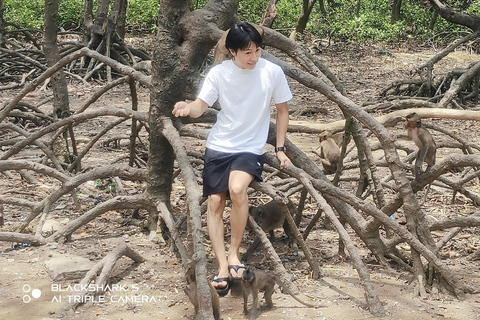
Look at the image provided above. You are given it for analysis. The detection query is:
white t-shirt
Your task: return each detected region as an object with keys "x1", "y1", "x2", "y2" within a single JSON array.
[{"x1": 198, "y1": 58, "x2": 292, "y2": 155}]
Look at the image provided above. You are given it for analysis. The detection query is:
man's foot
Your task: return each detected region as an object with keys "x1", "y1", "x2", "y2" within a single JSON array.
[
  {"x1": 229, "y1": 264, "x2": 246, "y2": 281},
  {"x1": 212, "y1": 276, "x2": 230, "y2": 297}
]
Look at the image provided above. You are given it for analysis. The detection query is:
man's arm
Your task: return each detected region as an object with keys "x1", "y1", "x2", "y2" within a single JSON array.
[
  {"x1": 172, "y1": 98, "x2": 208, "y2": 118},
  {"x1": 275, "y1": 102, "x2": 291, "y2": 169}
]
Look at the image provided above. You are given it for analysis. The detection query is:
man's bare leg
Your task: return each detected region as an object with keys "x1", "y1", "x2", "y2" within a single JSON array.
[
  {"x1": 228, "y1": 170, "x2": 254, "y2": 279},
  {"x1": 207, "y1": 192, "x2": 229, "y2": 289}
]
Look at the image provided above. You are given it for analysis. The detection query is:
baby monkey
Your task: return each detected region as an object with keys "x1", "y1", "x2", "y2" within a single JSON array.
[
  {"x1": 315, "y1": 130, "x2": 342, "y2": 174},
  {"x1": 404, "y1": 113, "x2": 436, "y2": 179},
  {"x1": 184, "y1": 267, "x2": 222, "y2": 320},
  {"x1": 241, "y1": 268, "x2": 322, "y2": 320}
]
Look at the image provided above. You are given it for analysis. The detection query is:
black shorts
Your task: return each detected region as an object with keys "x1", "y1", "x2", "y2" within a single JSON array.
[{"x1": 202, "y1": 148, "x2": 264, "y2": 197}]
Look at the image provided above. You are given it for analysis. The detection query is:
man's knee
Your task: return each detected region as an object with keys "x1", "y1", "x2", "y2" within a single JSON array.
[
  {"x1": 208, "y1": 194, "x2": 225, "y2": 215},
  {"x1": 229, "y1": 184, "x2": 248, "y2": 204}
]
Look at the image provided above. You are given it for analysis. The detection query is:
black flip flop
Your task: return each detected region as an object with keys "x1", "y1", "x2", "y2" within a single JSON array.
[
  {"x1": 212, "y1": 276, "x2": 230, "y2": 297},
  {"x1": 229, "y1": 264, "x2": 246, "y2": 281}
]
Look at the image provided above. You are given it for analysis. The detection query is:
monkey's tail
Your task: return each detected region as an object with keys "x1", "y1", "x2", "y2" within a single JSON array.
[
  {"x1": 421, "y1": 183, "x2": 432, "y2": 205},
  {"x1": 273, "y1": 276, "x2": 319, "y2": 308}
]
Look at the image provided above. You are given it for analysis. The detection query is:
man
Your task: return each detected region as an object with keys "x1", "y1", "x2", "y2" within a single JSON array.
[{"x1": 172, "y1": 21, "x2": 292, "y2": 296}]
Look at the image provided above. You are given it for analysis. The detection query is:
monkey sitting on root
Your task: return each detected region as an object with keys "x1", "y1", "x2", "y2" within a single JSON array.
[
  {"x1": 313, "y1": 130, "x2": 343, "y2": 174},
  {"x1": 242, "y1": 200, "x2": 291, "y2": 262},
  {"x1": 184, "y1": 267, "x2": 222, "y2": 320},
  {"x1": 404, "y1": 112, "x2": 436, "y2": 180},
  {"x1": 241, "y1": 267, "x2": 324, "y2": 320}
]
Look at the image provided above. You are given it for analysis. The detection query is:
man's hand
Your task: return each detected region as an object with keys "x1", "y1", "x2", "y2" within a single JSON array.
[
  {"x1": 172, "y1": 101, "x2": 191, "y2": 117},
  {"x1": 276, "y1": 151, "x2": 291, "y2": 169}
]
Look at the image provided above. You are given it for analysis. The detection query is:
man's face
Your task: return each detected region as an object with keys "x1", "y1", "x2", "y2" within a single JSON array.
[{"x1": 230, "y1": 42, "x2": 261, "y2": 70}]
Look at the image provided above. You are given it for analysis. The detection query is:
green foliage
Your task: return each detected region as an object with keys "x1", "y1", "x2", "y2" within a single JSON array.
[
  {"x1": 4, "y1": 0, "x2": 83, "y2": 29},
  {"x1": 280, "y1": 0, "x2": 480, "y2": 43},
  {"x1": 3, "y1": 0, "x2": 45, "y2": 29},
  {"x1": 126, "y1": 0, "x2": 159, "y2": 31},
  {"x1": 58, "y1": 0, "x2": 84, "y2": 29},
  {"x1": 3, "y1": 0, "x2": 480, "y2": 44},
  {"x1": 238, "y1": 0, "x2": 268, "y2": 25}
]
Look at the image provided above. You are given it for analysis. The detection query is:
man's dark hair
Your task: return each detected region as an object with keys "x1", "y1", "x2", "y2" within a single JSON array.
[{"x1": 225, "y1": 22, "x2": 262, "y2": 53}]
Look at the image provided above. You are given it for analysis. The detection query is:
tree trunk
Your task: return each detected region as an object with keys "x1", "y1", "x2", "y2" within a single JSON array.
[
  {"x1": 428, "y1": 0, "x2": 480, "y2": 31},
  {"x1": 260, "y1": 0, "x2": 278, "y2": 28},
  {"x1": 0, "y1": 0, "x2": 5, "y2": 48},
  {"x1": 391, "y1": 0, "x2": 402, "y2": 24},
  {"x1": 318, "y1": 0, "x2": 327, "y2": 15},
  {"x1": 117, "y1": 0, "x2": 127, "y2": 39},
  {"x1": 43, "y1": 0, "x2": 73, "y2": 164},
  {"x1": 290, "y1": 0, "x2": 316, "y2": 40},
  {"x1": 149, "y1": 1, "x2": 240, "y2": 319},
  {"x1": 83, "y1": 0, "x2": 94, "y2": 45},
  {"x1": 355, "y1": 0, "x2": 361, "y2": 17}
]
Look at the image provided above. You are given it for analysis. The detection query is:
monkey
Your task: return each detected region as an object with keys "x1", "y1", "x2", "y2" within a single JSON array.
[
  {"x1": 404, "y1": 113, "x2": 436, "y2": 180},
  {"x1": 314, "y1": 130, "x2": 341, "y2": 174},
  {"x1": 184, "y1": 267, "x2": 222, "y2": 320},
  {"x1": 329, "y1": 131, "x2": 345, "y2": 149},
  {"x1": 213, "y1": 25, "x2": 264, "y2": 65},
  {"x1": 241, "y1": 268, "x2": 322, "y2": 320},
  {"x1": 242, "y1": 200, "x2": 291, "y2": 262}
]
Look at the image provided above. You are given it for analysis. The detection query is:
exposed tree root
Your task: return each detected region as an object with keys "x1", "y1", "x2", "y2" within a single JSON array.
[{"x1": 54, "y1": 243, "x2": 145, "y2": 318}]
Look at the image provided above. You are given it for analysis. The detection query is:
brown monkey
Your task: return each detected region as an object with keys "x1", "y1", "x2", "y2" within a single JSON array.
[
  {"x1": 404, "y1": 113, "x2": 436, "y2": 180},
  {"x1": 329, "y1": 131, "x2": 345, "y2": 149},
  {"x1": 315, "y1": 130, "x2": 341, "y2": 174},
  {"x1": 184, "y1": 267, "x2": 222, "y2": 320},
  {"x1": 241, "y1": 268, "x2": 322, "y2": 320},
  {"x1": 213, "y1": 26, "x2": 264, "y2": 65},
  {"x1": 242, "y1": 201, "x2": 291, "y2": 262}
]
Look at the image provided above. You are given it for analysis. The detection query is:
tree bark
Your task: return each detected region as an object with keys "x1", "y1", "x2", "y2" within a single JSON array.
[
  {"x1": 149, "y1": 2, "x2": 240, "y2": 319},
  {"x1": 44, "y1": 0, "x2": 73, "y2": 163},
  {"x1": 55, "y1": 243, "x2": 145, "y2": 318},
  {"x1": 391, "y1": 0, "x2": 402, "y2": 24},
  {"x1": 260, "y1": 0, "x2": 278, "y2": 28},
  {"x1": 290, "y1": 0, "x2": 316, "y2": 40},
  {"x1": 428, "y1": 0, "x2": 480, "y2": 31},
  {"x1": 0, "y1": 0, "x2": 5, "y2": 48}
]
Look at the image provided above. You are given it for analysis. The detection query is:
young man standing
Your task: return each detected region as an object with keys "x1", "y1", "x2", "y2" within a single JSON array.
[{"x1": 172, "y1": 22, "x2": 292, "y2": 295}]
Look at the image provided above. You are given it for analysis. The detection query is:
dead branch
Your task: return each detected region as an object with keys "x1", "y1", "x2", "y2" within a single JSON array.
[
  {"x1": 0, "y1": 69, "x2": 35, "y2": 90},
  {"x1": 368, "y1": 154, "x2": 480, "y2": 234},
  {"x1": 277, "y1": 157, "x2": 384, "y2": 316},
  {"x1": 430, "y1": 211, "x2": 480, "y2": 231},
  {"x1": 55, "y1": 243, "x2": 145, "y2": 318},
  {"x1": 17, "y1": 164, "x2": 146, "y2": 230},
  {"x1": 436, "y1": 227, "x2": 462, "y2": 251},
  {"x1": 289, "y1": 106, "x2": 480, "y2": 134},
  {"x1": 440, "y1": 61, "x2": 480, "y2": 107},
  {"x1": 0, "y1": 122, "x2": 63, "y2": 170},
  {"x1": 416, "y1": 31, "x2": 480, "y2": 73},
  {"x1": 0, "y1": 231, "x2": 46, "y2": 246},
  {"x1": 77, "y1": 76, "x2": 129, "y2": 113},
  {"x1": 67, "y1": 118, "x2": 127, "y2": 172},
  {"x1": 154, "y1": 201, "x2": 189, "y2": 267},
  {"x1": 0, "y1": 47, "x2": 151, "y2": 122},
  {"x1": 48, "y1": 194, "x2": 151, "y2": 243},
  {"x1": 0, "y1": 159, "x2": 69, "y2": 181},
  {"x1": 1, "y1": 108, "x2": 148, "y2": 161},
  {"x1": 159, "y1": 117, "x2": 214, "y2": 317},
  {"x1": 256, "y1": 161, "x2": 323, "y2": 280},
  {"x1": 310, "y1": 164, "x2": 478, "y2": 296}
]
